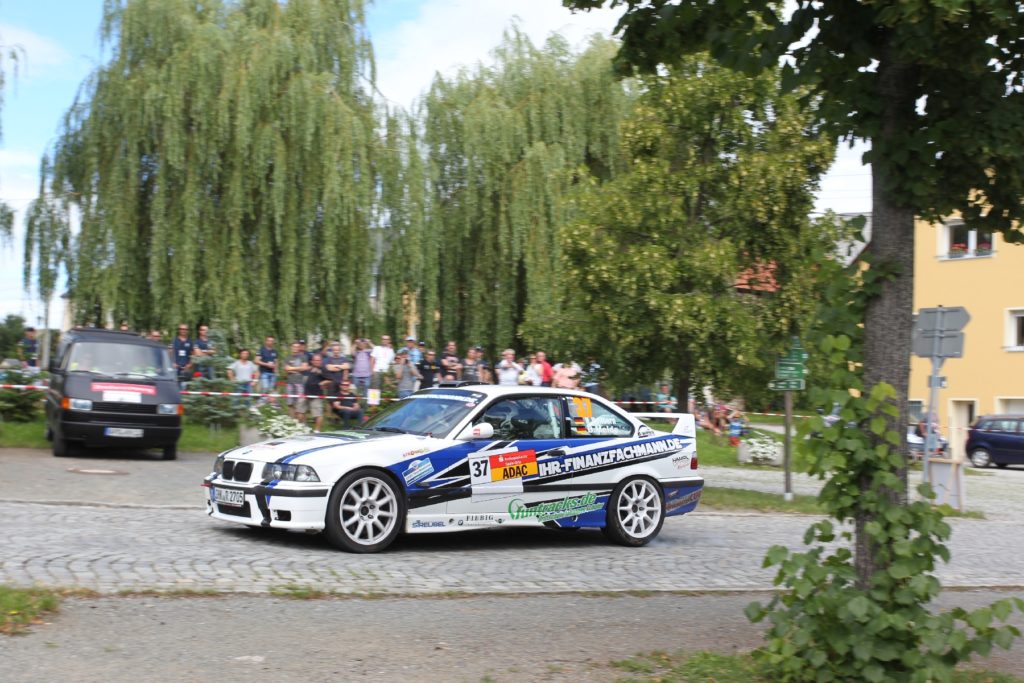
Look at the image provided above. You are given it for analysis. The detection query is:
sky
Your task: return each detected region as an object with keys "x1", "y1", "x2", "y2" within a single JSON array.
[{"x1": 0, "y1": 0, "x2": 871, "y2": 326}]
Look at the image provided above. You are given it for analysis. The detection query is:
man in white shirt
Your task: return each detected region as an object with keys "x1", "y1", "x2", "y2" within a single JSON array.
[{"x1": 370, "y1": 334, "x2": 395, "y2": 385}]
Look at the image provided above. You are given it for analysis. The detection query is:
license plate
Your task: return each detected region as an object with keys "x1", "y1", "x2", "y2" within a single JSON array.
[
  {"x1": 104, "y1": 427, "x2": 143, "y2": 438},
  {"x1": 215, "y1": 487, "x2": 245, "y2": 507}
]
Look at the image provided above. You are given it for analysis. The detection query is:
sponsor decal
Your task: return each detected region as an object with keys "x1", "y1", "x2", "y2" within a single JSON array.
[
  {"x1": 469, "y1": 449, "x2": 538, "y2": 484},
  {"x1": 537, "y1": 438, "x2": 687, "y2": 477},
  {"x1": 411, "y1": 519, "x2": 446, "y2": 528},
  {"x1": 456, "y1": 513, "x2": 498, "y2": 527},
  {"x1": 508, "y1": 492, "x2": 603, "y2": 522},
  {"x1": 671, "y1": 454, "x2": 690, "y2": 469},
  {"x1": 403, "y1": 447, "x2": 432, "y2": 458},
  {"x1": 90, "y1": 382, "x2": 157, "y2": 396},
  {"x1": 637, "y1": 426, "x2": 655, "y2": 438},
  {"x1": 585, "y1": 415, "x2": 632, "y2": 437},
  {"x1": 666, "y1": 489, "x2": 702, "y2": 512},
  {"x1": 572, "y1": 416, "x2": 588, "y2": 435},
  {"x1": 403, "y1": 458, "x2": 435, "y2": 485},
  {"x1": 489, "y1": 450, "x2": 538, "y2": 481}
]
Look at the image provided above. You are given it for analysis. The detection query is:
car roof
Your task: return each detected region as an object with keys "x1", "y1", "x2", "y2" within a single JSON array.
[
  {"x1": 424, "y1": 384, "x2": 599, "y2": 399},
  {"x1": 977, "y1": 414, "x2": 1024, "y2": 420},
  {"x1": 65, "y1": 328, "x2": 165, "y2": 348}
]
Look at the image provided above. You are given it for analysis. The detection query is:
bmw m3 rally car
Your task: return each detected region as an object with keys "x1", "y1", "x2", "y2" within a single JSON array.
[{"x1": 204, "y1": 383, "x2": 703, "y2": 553}]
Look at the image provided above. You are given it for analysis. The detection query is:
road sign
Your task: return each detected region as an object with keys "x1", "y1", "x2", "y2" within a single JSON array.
[
  {"x1": 775, "y1": 362, "x2": 807, "y2": 380},
  {"x1": 769, "y1": 379, "x2": 805, "y2": 391},
  {"x1": 779, "y1": 350, "x2": 809, "y2": 362},
  {"x1": 912, "y1": 330, "x2": 964, "y2": 359},
  {"x1": 916, "y1": 307, "x2": 970, "y2": 333}
]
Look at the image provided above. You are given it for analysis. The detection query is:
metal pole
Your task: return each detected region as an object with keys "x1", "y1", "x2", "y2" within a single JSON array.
[
  {"x1": 783, "y1": 390, "x2": 793, "y2": 502},
  {"x1": 923, "y1": 307, "x2": 945, "y2": 483}
]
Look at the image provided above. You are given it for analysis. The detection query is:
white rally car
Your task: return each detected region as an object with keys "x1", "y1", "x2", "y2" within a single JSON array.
[{"x1": 204, "y1": 383, "x2": 703, "y2": 553}]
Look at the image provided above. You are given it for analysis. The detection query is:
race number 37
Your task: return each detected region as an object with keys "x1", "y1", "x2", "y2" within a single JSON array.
[{"x1": 469, "y1": 449, "x2": 538, "y2": 485}]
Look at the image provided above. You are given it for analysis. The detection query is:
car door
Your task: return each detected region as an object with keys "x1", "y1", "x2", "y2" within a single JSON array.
[
  {"x1": 987, "y1": 419, "x2": 1018, "y2": 462},
  {"x1": 1007, "y1": 419, "x2": 1024, "y2": 464},
  {"x1": 456, "y1": 394, "x2": 573, "y2": 519}
]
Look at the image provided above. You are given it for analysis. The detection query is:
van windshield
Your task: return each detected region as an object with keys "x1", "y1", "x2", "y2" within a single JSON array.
[{"x1": 66, "y1": 342, "x2": 175, "y2": 379}]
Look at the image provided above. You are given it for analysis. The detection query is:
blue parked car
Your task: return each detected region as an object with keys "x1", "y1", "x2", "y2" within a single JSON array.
[{"x1": 965, "y1": 415, "x2": 1024, "y2": 468}]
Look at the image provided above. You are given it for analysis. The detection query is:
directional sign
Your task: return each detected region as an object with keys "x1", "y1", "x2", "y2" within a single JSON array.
[
  {"x1": 769, "y1": 379, "x2": 805, "y2": 391},
  {"x1": 779, "y1": 350, "x2": 809, "y2": 362},
  {"x1": 775, "y1": 362, "x2": 807, "y2": 380}
]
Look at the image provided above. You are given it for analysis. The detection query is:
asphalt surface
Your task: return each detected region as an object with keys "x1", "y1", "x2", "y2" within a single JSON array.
[{"x1": 2, "y1": 446, "x2": 1023, "y2": 681}]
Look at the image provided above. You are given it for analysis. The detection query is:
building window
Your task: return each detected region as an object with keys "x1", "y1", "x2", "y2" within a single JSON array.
[
  {"x1": 908, "y1": 400, "x2": 924, "y2": 424},
  {"x1": 1008, "y1": 309, "x2": 1024, "y2": 351},
  {"x1": 945, "y1": 222, "x2": 992, "y2": 259}
]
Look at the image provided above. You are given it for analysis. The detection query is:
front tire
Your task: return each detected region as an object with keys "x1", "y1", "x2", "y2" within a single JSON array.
[
  {"x1": 52, "y1": 436, "x2": 73, "y2": 458},
  {"x1": 162, "y1": 445, "x2": 177, "y2": 461},
  {"x1": 325, "y1": 469, "x2": 404, "y2": 553},
  {"x1": 602, "y1": 477, "x2": 665, "y2": 547},
  {"x1": 969, "y1": 449, "x2": 992, "y2": 468}
]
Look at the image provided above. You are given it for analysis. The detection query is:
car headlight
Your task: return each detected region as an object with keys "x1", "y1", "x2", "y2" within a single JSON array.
[
  {"x1": 213, "y1": 455, "x2": 225, "y2": 476},
  {"x1": 69, "y1": 398, "x2": 93, "y2": 411},
  {"x1": 157, "y1": 403, "x2": 180, "y2": 415},
  {"x1": 262, "y1": 463, "x2": 320, "y2": 482}
]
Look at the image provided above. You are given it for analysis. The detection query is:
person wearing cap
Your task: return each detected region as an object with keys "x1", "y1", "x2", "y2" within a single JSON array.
[
  {"x1": 403, "y1": 336, "x2": 423, "y2": 364},
  {"x1": 394, "y1": 348, "x2": 421, "y2": 398},
  {"x1": 330, "y1": 379, "x2": 363, "y2": 429}
]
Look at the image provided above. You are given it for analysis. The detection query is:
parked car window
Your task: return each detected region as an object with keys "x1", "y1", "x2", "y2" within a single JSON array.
[{"x1": 987, "y1": 419, "x2": 1020, "y2": 432}]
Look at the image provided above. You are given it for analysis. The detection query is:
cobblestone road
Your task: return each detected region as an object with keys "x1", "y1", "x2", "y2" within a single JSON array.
[{"x1": 3, "y1": 448, "x2": 1023, "y2": 595}]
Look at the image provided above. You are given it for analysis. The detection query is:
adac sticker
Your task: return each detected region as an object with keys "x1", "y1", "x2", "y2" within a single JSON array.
[{"x1": 403, "y1": 458, "x2": 434, "y2": 485}]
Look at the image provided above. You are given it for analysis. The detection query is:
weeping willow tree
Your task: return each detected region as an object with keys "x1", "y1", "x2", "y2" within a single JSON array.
[
  {"x1": 408, "y1": 30, "x2": 630, "y2": 352},
  {"x1": 0, "y1": 37, "x2": 17, "y2": 244},
  {"x1": 24, "y1": 0, "x2": 382, "y2": 341}
]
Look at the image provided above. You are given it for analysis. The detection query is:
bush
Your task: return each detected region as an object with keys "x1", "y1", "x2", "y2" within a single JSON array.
[
  {"x1": 0, "y1": 369, "x2": 44, "y2": 422},
  {"x1": 182, "y1": 377, "x2": 243, "y2": 428}
]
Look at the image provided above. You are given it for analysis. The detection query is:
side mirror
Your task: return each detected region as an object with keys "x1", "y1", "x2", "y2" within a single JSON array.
[
  {"x1": 49, "y1": 360, "x2": 60, "y2": 373},
  {"x1": 456, "y1": 422, "x2": 494, "y2": 441}
]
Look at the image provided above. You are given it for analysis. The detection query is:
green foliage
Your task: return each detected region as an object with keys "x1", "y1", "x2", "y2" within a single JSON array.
[
  {"x1": 555, "y1": 55, "x2": 839, "y2": 399},
  {"x1": 182, "y1": 377, "x2": 242, "y2": 428},
  {"x1": 0, "y1": 369, "x2": 43, "y2": 422},
  {"x1": 26, "y1": 0, "x2": 380, "y2": 343},
  {"x1": 0, "y1": 585, "x2": 59, "y2": 635},
  {"x1": 416, "y1": 30, "x2": 630, "y2": 353},
  {"x1": 0, "y1": 314, "x2": 27, "y2": 358}
]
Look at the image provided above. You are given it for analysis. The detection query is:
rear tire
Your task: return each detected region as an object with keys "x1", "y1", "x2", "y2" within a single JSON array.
[
  {"x1": 996, "y1": 462, "x2": 1008, "y2": 469},
  {"x1": 969, "y1": 449, "x2": 992, "y2": 468},
  {"x1": 162, "y1": 445, "x2": 177, "y2": 461},
  {"x1": 603, "y1": 477, "x2": 665, "y2": 547},
  {"x1": 324, "y1": 468, "x2": 404, "y2": 553}
]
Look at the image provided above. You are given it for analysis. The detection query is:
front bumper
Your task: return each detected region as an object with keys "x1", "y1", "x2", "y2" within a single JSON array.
[
  {"x1": 59, "y1": 412, "x2": 181, "y2": 448},
  {"x1": 204, "y1": 475, "x2": 330, "y2": 531}
]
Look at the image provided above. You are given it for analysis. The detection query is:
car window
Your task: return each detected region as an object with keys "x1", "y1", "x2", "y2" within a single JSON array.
[
  {"x1": 986, "y1": 419, "x2": 1019, "y2": 432},
  {"x1": 974, "y1": 420, "x2": 991, "y2": 431},
  {"x1": 65, "y1": 341, "x2": 175, "y2": 378},
  {"x1": 474, "y1": 396, "x2": 563, "y2": 441},
  {"x1": 566, "y1": 396, "x2": 634, "y2": 438}
]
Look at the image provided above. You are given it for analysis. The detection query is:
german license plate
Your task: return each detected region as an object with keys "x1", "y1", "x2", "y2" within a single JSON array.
[
  {"x1": 215, "y1": 487, "x2": 245, "y2": 507},
  {"x1": 104, "y1": 427, "x2": 143, "y2": 438}
]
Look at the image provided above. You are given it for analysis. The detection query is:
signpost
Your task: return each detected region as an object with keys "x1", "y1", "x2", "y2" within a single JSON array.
[
  {"x1": 912, "y1": 306, "x2": 969, "y2": 484},
  {"x1": 769, "y1": 338, "x2": 807, "y2": 502}
]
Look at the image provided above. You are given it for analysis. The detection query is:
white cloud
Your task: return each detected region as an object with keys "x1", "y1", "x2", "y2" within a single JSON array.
[
  {"x1": 370, "y1": 0, "x2": 620, "y2": 110},
  {"x1": 0, "y1": 22, "x2": 72, "y2": 80}
]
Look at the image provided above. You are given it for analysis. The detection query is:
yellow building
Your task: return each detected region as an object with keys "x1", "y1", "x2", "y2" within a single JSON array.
[{"x1": 910, "y1": 218, "x2": 1024, "y2": 459}]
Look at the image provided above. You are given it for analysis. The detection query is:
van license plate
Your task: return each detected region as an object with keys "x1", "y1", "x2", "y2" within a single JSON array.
[
  {"x1": 215, "y1": 488, "x2": 245, "y2": 506},
  {"x1": 105, "y1": 427, "x2": 143, "y2": 438}
]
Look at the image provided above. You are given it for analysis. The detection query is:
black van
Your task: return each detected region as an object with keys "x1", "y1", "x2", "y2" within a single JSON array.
[{"x1": 45, "y1": 328, "x2": 183, "y2": 459}]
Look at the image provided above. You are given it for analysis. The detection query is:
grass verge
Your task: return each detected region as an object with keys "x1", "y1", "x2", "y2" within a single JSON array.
[
  {"x1": 610, "y1": 650, "x2": 1024, "y2": 682},
  {"x1": 0, "y1": 585, "x2": 60, "y2": 635},
  {"x1": 0, "y1": 418, "x2": 239, "y2": 453},
  {"x1": 700, "y1": 487, "x2": 984, "y2": 519}
]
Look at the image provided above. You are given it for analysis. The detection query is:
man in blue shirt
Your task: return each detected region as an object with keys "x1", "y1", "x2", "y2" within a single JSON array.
[
  {"x1": 193, "y1": 324, "x2": 215, "y2": 379},
  {"x1": 256, "y1": 336, "x2": 279, "y2": 405},
  {"x1": 172, "y1": 324, "x2": 194, "y2": 388}
]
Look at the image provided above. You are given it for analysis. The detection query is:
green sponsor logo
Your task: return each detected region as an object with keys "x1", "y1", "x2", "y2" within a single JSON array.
[{"x1": 508, "y1": 492, "x2": 603, "y2": 521}]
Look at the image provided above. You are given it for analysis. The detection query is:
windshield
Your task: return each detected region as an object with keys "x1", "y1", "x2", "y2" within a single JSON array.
[
  {"x1": 66, "y1": 341, "x2": 175, "y2": 379},
  {"x1": 361, "y1": 389, "x2": 486, "y2": 437}
]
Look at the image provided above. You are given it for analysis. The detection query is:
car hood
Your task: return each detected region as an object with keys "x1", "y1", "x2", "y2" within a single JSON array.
[{"x1": 226, "y1": 430, "x2": 434, "y2": 464}]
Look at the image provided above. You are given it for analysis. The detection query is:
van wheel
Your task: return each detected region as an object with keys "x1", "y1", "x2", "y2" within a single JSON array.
[
  {"x1": 162, "y1": 445, "x2": 177, "y2": 461},
  {"x1": 53, "y1": 436, "x2": 73, "y2": 458}
]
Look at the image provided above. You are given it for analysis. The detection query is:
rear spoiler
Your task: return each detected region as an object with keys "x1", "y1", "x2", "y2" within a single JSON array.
[{"x1": 633, "y1": 412, "x2": 696, "y2": 437}]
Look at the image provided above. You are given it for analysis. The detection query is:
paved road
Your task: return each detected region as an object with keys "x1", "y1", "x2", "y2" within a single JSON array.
[{"x1": 2, "y1": 448, "x2": 1022, "y2": 595}]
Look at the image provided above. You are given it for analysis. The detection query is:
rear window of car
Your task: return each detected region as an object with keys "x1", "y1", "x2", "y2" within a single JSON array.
[{"x1": 983, "y1": 419, "x2": 1020, "y2": 432}]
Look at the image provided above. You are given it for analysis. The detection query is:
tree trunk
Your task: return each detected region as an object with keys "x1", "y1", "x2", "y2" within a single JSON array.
[
  {"x1": 675, "y1": 353, "x2": 693, "y2": 414},
  {"x1": 857, "y1": 38, "x2": 918, "y2": 588}
]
